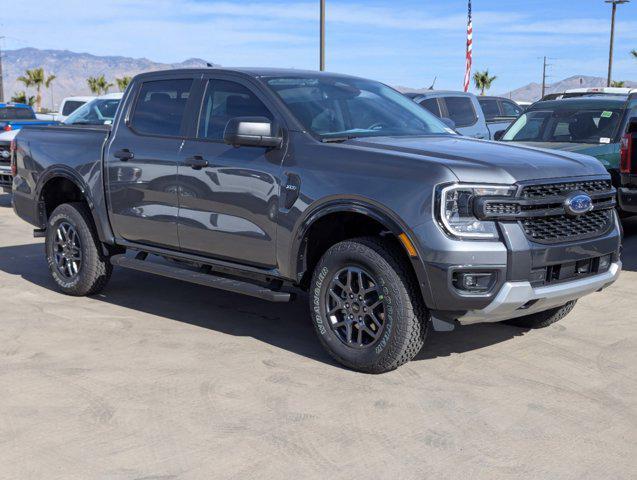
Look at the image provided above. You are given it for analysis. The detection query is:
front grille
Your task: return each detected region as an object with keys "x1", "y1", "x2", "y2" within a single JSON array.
[
  {"x1": 521, "y1": 209, "x2": 613, "y2": 243},
  {"x1": 521, "y1": 179, "x2": 612, "y2": 199},
  {"x1": 485, "y1": 202, "x2": 520, "y2": 215}
]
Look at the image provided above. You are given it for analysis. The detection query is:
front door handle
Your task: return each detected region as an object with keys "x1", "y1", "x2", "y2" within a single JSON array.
[
  {"x1": 114, "y1": 149, "x2": 134, "y2": 161},
  {"x1": 184, "y1": 155, "x2": 209, "y2": 170}
]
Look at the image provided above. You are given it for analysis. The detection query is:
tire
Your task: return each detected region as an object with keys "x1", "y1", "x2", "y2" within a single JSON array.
[
  {"x1": 503, "y1": 300, "x2": 577, "y2": 329},
  {"x1": 45, "y1": 202, "x2": 112, "y2": 296},
  {"x1": 309, "y1": 237, "x2": 429, "y2": 374}
]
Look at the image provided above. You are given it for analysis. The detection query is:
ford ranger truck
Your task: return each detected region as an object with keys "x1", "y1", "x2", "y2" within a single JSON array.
[{"x1": 11, "y1": 69, "x2": 622, "y2": 373}]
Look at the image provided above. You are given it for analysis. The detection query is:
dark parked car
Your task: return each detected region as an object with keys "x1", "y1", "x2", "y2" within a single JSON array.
[
  {"x1": 496, "y1": 94, "x2": 637, "y2": 214},
  {"x1": 12, "y1": 68, "x2": 621, "y2": 373}
]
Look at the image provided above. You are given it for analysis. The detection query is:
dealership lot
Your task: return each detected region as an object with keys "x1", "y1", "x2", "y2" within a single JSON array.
[{"x1": 0, "y1": 192, "x2": 635, "y2": 479}]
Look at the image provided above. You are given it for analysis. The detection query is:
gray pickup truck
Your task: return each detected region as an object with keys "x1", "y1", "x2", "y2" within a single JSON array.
[{"x1": 11, "y1": 68, "x2": 621, "y2": 373}]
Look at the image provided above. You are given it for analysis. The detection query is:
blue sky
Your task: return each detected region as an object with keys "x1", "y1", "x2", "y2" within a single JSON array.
[{"x1": 2, "y1": 0, "x2": 637, "y2": 93}]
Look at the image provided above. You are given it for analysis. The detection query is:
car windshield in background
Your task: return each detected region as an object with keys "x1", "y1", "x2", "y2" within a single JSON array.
[
  {"x1": 64, "y1": 98, "x2": 121, "y2": 125},
  {"x1": 502, "y1": 108, "x2": 622, "y2": 144},
  {"x1": 265, "y1": 77, "x2": 452, "y2": 140},
  {"x1": 0, "y1": 107, "x2": 35, "y2": 120}
]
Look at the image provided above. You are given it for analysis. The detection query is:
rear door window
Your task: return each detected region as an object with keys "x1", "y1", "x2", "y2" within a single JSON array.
[
  {"x1": 131, "y1": 79, "x2": 194, "y2": 137},
  {"x1": 501, "y1": 100, "x2": 522, "y2": 117},
  {"x1": 419, "y1": 98, "x2": 441, "y2": 117},
  {"x1": 198, "y1": 80, "x2": 273, "y2": 141},
  {"x1": 478, "y1": 99, "x2": 500, "y2": 121},
  {"x1": 443, "y1": 96, "x2": 477, "y2": 127}
]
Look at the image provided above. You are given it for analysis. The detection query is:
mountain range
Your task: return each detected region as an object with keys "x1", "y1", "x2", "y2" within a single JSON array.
[
  {"x1": 0, "y1": 48, "x2": 217, "y2": 110},
  {"x1": 499, "y1": 75, "x2": 637, "y2": 102},
  {"x1": 1, "y1": 48, "x2": 635, "y2": 109}
]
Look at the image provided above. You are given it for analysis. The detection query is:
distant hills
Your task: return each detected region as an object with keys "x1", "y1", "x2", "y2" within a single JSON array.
[
  {"x1": 499, "y1": 75, "x2": 637, "y2": 102},
  {"x1": 1, "y1": 48, "x2": 217, "y2": 110},
  {"x1": 1, "y1": 48, "x2": 636, "y2": 109}
]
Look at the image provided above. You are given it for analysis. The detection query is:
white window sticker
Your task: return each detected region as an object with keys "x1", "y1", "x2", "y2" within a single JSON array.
[{"x1": 600, "y1": 137, "x2": 611, "y2": 144}]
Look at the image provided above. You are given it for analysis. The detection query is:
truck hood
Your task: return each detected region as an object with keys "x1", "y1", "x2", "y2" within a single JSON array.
[{"x1": 349, "y1": 135, "x2": 608, "y2": 184}]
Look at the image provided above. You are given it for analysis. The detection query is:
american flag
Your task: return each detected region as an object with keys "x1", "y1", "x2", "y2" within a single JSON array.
[{"x1": 463, "y1": 0, "x2": 473, "y2": 92}]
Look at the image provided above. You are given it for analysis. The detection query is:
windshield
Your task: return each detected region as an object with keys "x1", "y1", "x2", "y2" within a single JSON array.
[
  {"x1": 265, "y1": 77, "x2": 452, "y2": 140},
  {"x1": 64, "y1": 98, "x2": 120, "y2": 125},
  {"x1": 502, "y1": 107, "x2": 622, "y2": 144},
  {"x1": 0, "y1": 107, "x2": 35, "y2": 120}
]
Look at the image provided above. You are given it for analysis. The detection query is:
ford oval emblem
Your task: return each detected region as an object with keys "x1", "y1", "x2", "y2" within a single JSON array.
[{"x1": 564, "y1": 193, "x2": 593, "y2": 216}]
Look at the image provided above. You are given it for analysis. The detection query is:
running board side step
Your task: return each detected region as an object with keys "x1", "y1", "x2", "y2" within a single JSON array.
[{"x1": 110, "y1": 254, "x2": 292, "y2": 302}]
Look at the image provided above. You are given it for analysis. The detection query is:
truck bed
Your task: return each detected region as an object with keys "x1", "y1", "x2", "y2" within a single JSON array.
[{"x1": 12, "y1": 125, "x2": 111, "y2": 229}]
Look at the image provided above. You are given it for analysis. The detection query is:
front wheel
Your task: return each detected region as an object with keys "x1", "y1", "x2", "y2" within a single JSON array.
[
  {"x1": 45, "y1": 202, "x2": 112, "y2": 296},
  {"x1": 309, "y1": 237, "x2": 429, "y2": 374}
]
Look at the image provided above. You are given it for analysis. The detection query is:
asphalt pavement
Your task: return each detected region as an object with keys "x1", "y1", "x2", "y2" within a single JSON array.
[{"x1": 0, "y1": 192, "x2": 635, "y2": 480}]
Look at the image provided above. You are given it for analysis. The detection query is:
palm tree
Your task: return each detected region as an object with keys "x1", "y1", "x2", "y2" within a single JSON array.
[
  {"x1": 473, "y1": 70, "x2": 497, "y2": 96},
  {"x1": 10, "y1": 91, "x2": 36, "y2": 106},
  {"x1": 611, "y1": 80, "x2": 625, "y2": 87},
  {"x1": 87, "y1": 76, "x2": 100, "y2": 95},
  {"x1": 17, "y1": 68, "x2": 55, "y2": 112},
  {"x1": 115, "y1": 76, "x2": 132, "y2": 92},
  {"x1": 87, "y1": 75, "x2": 113, "y2": 95}
]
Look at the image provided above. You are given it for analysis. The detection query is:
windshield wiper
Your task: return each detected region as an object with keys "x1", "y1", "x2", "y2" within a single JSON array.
[{"x1": 321, "y1": 135, "x2": 360, "y2": 143}]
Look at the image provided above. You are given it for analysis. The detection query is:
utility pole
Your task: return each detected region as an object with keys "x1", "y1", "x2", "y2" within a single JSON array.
[
  {"x1": 541, "y1": 56, "x2": 547, "y2": 98},
  {"x1": 540, "y1": 56, "x2": 553, "y2": 98},
  {"x1": 605, "y1": 0, "x2": 630, "y2": 87},
  {"x1": 0, "y1": 37, "x2": 4, "y2": 103},
  {"x1": 319, "y1": 0, "x2": 325, "y2": 71}
]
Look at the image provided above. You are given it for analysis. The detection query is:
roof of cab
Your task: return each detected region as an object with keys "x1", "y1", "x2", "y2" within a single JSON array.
[
  {"x1": 529, "y1": 95, "x2": 628, "y2": 110},
  {"x1": 132, "y1": 67, "x2": 365, "y2": 82}
]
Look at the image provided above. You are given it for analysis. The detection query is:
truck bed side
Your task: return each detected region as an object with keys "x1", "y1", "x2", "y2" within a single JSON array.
[{"x1": 12, "y1": 125, "x2": 113, "y2": 242}]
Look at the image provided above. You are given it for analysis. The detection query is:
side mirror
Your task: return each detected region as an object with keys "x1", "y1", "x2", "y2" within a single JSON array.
[
  {"x1": 494, "y1": 130, "x2": 505, "y2": 141},
  {"x1": 441, "y1": 117, "x2": 456, "y2": 130},
  {"x1": 223, "y1": 117, "x2": 282, "y2": 148}
]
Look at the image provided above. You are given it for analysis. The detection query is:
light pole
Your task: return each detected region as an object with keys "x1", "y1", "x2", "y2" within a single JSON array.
[
  {"x1": 319, "y1": 0, "x2": 325, "y2": 71},
  {"x1": 605, "y1": 0, "x2": 630, "y2": 87}
]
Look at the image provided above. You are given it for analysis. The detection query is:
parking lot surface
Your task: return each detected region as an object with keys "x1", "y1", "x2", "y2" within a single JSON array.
[{"x1": 0, "y1": 192, "x2": 635, "y2": 480}]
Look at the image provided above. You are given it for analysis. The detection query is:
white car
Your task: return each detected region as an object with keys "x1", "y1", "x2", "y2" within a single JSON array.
[
  {"x1": 63, "y1": 93, "x2": 123, "y2": 126},
  {"x1": 36, "y1": 96, "x2": 95, "y2": 122}
]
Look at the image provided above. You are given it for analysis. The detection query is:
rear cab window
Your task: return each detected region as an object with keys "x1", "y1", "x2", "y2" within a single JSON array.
[
  {"x1": 443, "y1": 96, "x2": 477, "y2": 127},
  {"x1": 62, "y1": 101, "x2": 86, "y2": 116},
  {"x1": 0, "y1": 107, "x2": 35, "y2": 120},
  {"x1": 130, "y1": 78, "x2": 194, "y2": 137}
]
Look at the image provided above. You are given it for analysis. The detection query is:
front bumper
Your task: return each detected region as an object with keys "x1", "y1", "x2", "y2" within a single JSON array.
[
  {"x1": 618, "y1": 187, "x2": 637, "y2": 214},
  {"x1": 456, "y1": 261, "x2": 621, "y2": 324},
  {"x1": 410, "y1": 210, "x2": 621, "y2": 323}
]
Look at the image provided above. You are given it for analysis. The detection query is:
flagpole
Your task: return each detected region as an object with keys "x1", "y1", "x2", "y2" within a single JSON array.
[{"x1": 463, "y1": 0, "x2": 473, "y2": 92}]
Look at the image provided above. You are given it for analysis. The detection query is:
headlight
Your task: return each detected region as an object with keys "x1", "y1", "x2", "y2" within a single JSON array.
[{"x1": 438, "y1": 184, "x2": 516, "y2": 239}]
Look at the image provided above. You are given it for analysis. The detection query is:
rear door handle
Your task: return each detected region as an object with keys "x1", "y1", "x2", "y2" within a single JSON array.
[
  {"x1": 184, "y1": 155, "x2": 209, "y2": 170},
  {"x1": 114, "y1": 149, "x2": 134, "y2": 161},
  {"x1": 474, "y1": 133, "x2": 486, "y2": 139}
]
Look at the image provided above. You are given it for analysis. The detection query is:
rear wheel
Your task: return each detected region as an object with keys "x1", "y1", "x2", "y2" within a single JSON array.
[
  {"x1": 309, "y1": 237, "x2": 429, "y2": 373},
  {"x1": 45, "y1": 202, "x2": 112, "y2": 296},
  {"x1": 503, "y1": 301, "x2": 577, "y2": 329}
]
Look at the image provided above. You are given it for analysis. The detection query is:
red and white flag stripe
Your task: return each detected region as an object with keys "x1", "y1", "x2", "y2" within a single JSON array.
[{"x1": 463, "y1": 0, "x2": 473, "y2": 92}]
